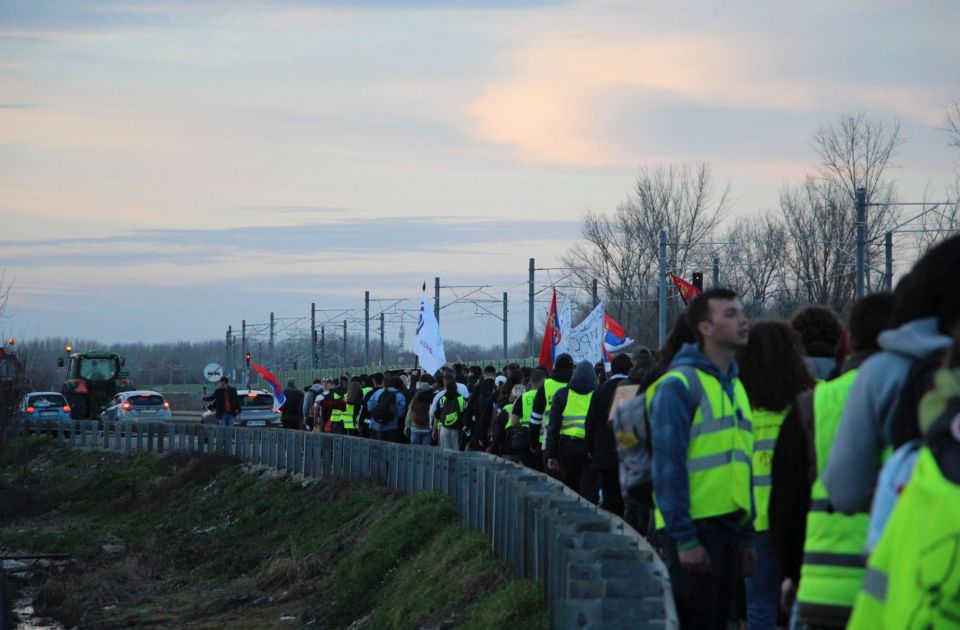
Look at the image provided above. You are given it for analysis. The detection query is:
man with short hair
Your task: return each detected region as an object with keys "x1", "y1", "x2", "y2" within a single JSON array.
[
  {"x1": 649, "y1": 288, "x2": 756, "y2": 630},
  {"x1": 203, "y1": 376, "x2": 242, "y2": 427},
  {"x1": 280, "y1": 378, "x2": 304, "y2": 430}
]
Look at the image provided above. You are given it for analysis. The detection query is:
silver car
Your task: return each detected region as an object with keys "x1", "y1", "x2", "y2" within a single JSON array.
[
  {"x1": 100, "y1": 390, "x2": 172, "y2": 423},
  {"x1": 201, "y1": 389, "x2": 281, "y2": 427}
]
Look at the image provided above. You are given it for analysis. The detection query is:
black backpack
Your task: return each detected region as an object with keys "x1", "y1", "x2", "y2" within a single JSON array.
[
  {"x1": 371, "y1": 389, "x2": 398, "y2": 424},
  {"x1": 890, "y1": 348, "x2": 947, "y2": 449},
  {"x1": 437, "y1": 394, "x2": 464, "y2": 429}
]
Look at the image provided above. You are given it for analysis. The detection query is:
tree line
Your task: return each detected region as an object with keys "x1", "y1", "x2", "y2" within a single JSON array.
[{"x1": 563, "y1": 110, "x2": 960, "y2": 348}]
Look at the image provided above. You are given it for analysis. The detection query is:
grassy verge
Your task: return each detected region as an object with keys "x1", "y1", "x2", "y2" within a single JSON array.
[{"x1": 0, "y1": 437, "x2": 546, "y2": 628}]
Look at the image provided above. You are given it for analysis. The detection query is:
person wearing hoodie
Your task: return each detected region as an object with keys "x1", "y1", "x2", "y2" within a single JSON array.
[
  {"x1": 529, "y1": 353, "x2": 575, "y2": 464},
  {"x1": 648, "y1": 288, "x2": 755, "y2": 630},
  {"x1": 279, "y1": 379, "x2": 304, "y2": 430},
  {"x1": 405, "y1": 374, "x2": 436, "y2": 445},
  {"x1": 821, "y1": 235, "x2": 960, "y2": 516},
  {"x1": 545, "y1": 360, "x2": 597, "y2": 495},
  {"x1": 768, "y1": 291, "x2": 894, "y2": 629},
  {"x1": 302, "y1": 379, "x2": 323, "y2": 432}
]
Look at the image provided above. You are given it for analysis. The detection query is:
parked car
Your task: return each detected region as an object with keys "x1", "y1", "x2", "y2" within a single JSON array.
[
  {"x1": 201, "y1": 389, "x2": 281, "y2": 428},
  {"x1": 100, "y1": 390, "x2": 172, "y2": 423},
  {"x1": 19, "y1": 391, "x2": 72, "y2": 423}
]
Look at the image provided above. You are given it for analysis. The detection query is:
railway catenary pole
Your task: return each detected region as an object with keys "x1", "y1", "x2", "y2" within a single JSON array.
[
  {"x1": 320, "y1": 326, "x2": 325, "y2": 370},
  {"x1": 592, "y1": 278, "x2": 599, "y2": 307},
  {"x1": 658, "y1": 230, "x2": 667, "y2": 349},
  {"x1": 503, "y1": 292, "x2": 508, "y2": 360},
  {"x1": 364, "y1": 291, "x2": 370, "y2": 367},
  {"x1": 241, "y1": 319, "x2": 248, "y2": 387},
  {"x1": 884, "y1": 231, "x2": 894, "y2": 290},
  {"x1": 225, "y1": 326, "x2": 232, "y2": 379},
  {"x1": 380, "y1": 312, "x2": 386, "y2": 367},
  {"x1": 310, "y1": 303, "x2": 317, "y2": 369},
  {"x1": 269, "y1": 312, "x2": 275, "y2": 372},
  {"x1": 528, "y1": 257, "x2": 535, "y2": 358},
  {"x1": 342, "y1": 320, "x2": 348, "y2": 369},
  {"x1": 713, "y1": 257, "x2": 720, "y2": 287},
  {"x1": 434, "y1": 277, "x2": 440, "y2": 324},
  {"x1": 855, "y1": 187, "x2": 867, "y2": 299}
]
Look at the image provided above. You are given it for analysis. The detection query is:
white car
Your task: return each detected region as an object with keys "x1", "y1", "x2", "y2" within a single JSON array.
[
  {"x1": 100, "y1": 390, "x2": 172, "y2": 423},
  {"x1": 201, "y1": 389, "x2": 281, "y2": 427}
]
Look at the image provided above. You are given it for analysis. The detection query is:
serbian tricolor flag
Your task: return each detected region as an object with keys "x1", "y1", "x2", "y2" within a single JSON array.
[
  {"x1": 602, "y1": 314, "x2": 634, "y2": 361},
  {"x1": 538, "y1": 288, "x2": 561, "y2": 370},
  {"x1": 670, "y1": 273, "x2": 701, "y2": 305},
  {"x1": 250, "y1": 362, "x2": 285, "y2": 411}
]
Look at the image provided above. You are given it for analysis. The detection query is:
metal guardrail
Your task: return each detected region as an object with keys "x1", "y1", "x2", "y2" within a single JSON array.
[{"x1": 18, "y1": 419, "x2": 677, "y2": 629}]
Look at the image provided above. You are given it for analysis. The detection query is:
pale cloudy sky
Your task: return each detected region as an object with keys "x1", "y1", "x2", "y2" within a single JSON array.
[{"x1": 1, "y1": 0, "x2": 958, "y2": 350}]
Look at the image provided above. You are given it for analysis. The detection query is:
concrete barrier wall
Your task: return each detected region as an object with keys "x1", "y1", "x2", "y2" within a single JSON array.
[{"x1": 20, "y1": 419, "x2": 678, "y2": 629}]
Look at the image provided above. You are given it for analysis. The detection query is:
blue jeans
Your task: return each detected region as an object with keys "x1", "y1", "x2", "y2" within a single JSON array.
[
  {"x1": 219, "y1": 414, "x2": 236, "y2": 427},
  {"x1": 410, "y1": 430, "x2": 432, "y2": 445},
  {"x1": 746, "y1": 531, "x2": 780, "y2": 630}
]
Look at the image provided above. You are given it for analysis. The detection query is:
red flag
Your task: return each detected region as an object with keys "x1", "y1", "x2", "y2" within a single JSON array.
[
  {"x1": 670, "y1": 274, "x2": 701, "y2": 305},
  {"x1": 538, "y1": 288, "x2": 560, "y2": 370}
]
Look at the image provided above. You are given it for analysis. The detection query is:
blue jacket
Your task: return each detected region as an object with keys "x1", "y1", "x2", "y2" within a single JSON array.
[
  {"x1": 649, "y1": 343, "x2": 754, "y2": 549},
  {"x1": 366, "y1": 387, "x2": 407, "y2": 433}
]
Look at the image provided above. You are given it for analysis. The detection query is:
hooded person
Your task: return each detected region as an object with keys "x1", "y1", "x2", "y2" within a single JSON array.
[
  {"x1": 545, "y1": 360, "x2": 597, "y2": 495},
  {"x1": 529, "y1": 353, "x2": 576, "y2": 459},
  {"x1": 405, "y1": 374, "x2": 436, "y2": 446}
]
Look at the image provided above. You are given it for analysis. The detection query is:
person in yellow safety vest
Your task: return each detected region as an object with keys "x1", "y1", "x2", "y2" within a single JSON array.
[
  {"x1": 356, "y1": 373, "x2": 383, "y2": 439},
  {"x1": 764, "y1": 292, "x2": 895, "y2": 629},
  {"x1": 490, "y1": 383, "x2": 530, "y2": 463},
  {"x1": 847, "y1": 361, "x2": 960, "y2": 630},
  {"x1": 735, "y1": 320, "x2": 816, "y2": 630},
  {"x1": 545, "y1": 360, "x2": 597, "y2": 495},
  {"x1": 648, "y1": 288, "x2": 755, "y2": 630},
  {"x1": 342, "y1": 380, "x2": 365, "y2": 437},
  {"x1": 529, "y1": 353, "x2": 574, "y2": 467},
  {"x1": 508, "y1": 368, "x2": 547, "y2": 472}
]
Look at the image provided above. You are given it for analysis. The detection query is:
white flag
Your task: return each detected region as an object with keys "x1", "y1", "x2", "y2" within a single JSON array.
[
  {"x1": 414, "y1": 289, "x2": 447, "y2": 375},
  {"x1": 554, "y1": 296, "x2": 573, "y2": 356},
  {"x1": 564, "y1": 301, "x2": 606, "y2": 364}
]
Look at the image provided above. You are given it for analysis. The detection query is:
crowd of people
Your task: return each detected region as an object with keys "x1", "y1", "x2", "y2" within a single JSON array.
[{"x1": 270, "y1": 234, "x2": 960, "y2": 630}]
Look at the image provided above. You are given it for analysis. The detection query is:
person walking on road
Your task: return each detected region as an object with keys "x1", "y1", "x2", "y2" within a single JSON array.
[
  {"x1": 203, "y1": 376, "x2": 242, "y2": 427},
  {"x1": 648, "y1": 288, "x2": 756, "y2": 630},
  {"x1": 434, "y1": 370, "x2": 466, "y2": 451},
  {"x1": 280, "y1": 378, "x2": 304, "y2": 430},
  {"x1": 545, "y1": 360, "x2": 597, "y2": 495}
]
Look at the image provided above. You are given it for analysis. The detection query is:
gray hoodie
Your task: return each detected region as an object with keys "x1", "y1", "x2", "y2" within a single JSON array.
[{"x1": 821, "y1": 317, "x2": 951, "y2": 514}]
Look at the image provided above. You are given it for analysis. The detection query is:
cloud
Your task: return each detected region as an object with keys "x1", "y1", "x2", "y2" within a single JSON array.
[
  {"x1": 0, "y1": 217, "x2": 581, "y2": 269},
  {"x1": 0, "y1": 103, "x2": 37, "y2": 109}
]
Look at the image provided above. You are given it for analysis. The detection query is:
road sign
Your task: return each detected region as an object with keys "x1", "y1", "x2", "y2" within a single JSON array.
[{"x1": 203, "y1": 363, "x2": 224, "y2": 382}]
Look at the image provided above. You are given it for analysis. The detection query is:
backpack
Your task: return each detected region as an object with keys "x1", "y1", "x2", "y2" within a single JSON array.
[
  {"x1": 436, "y1": 394, "x2": 464, "y2": 430},
  {"x1": 889, "y1": 349, "x2": 947, "y2": 449},
  {"x1": 612, "y1": 366, "x2": 702, "y2": 492},
  {"x1": 371, "y1": 389, "x2": 398, "y2": 424}
]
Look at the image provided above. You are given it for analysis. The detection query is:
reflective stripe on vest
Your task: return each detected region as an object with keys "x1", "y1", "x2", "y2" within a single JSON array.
[
  {"x1": 653, "y1": 368, "x2": 754, "y2": 529},
  {"x1": 330, "y1": 393, "x2": 347, "y2": 423},
  {"x1": 752, "y1": 407, "x2": 789, "y2": 532},
  {"x1": 342, "y1": 402, "x2": 356, "y2": 430},
  {"x1": 797, "y1": 369, "x2": 869, "y2": 615},
  {"x1": 559, "y1": 390, "x2": 592, "y2": 439},
  {"x1": 848, "y1": 447, "x2": 960, "y2": 629},
  {"x1": 539, "y1": 378, "x2": 566, "y2": 445},
  {"x1": 517, "y1": 389, "x2": 536, "y2": 427}
]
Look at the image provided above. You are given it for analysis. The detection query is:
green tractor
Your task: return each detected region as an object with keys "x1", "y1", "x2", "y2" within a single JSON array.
[{"x1": 58, "y1": 350, "x2": 133, "y2": 420}]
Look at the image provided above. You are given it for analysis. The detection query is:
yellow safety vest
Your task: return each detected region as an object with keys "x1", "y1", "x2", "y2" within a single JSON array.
[
  {"x1": 752, "y1": 407, "x2": 790, "y2": 532},
  {"x1": 559, "y1": 390, "x2": 592, "y2": 439},
  {"x1": 510, "y1": 389, "x2": 537, "y2": 428},
  {"x1": 797, "y1": 369, "x2": 869, "y2": 617},
  {"x1": 361, "y1": 387, "x2": 373, "y2": 424},
  {"x1": 343, "y1": 401, "x2": 356, "y2": 430},
  {"x1": 848, "y1": 446, "x2": 960, "y2": 629},
  {"x1": 330, "y1": 392, "x2": 348, "y2": 424},
  {"x1": 653, "y1": 368, "x2": 754, "y2": 529},
  {"x1": 539, "y1": 378, "x2": 566, "y2": 445}
]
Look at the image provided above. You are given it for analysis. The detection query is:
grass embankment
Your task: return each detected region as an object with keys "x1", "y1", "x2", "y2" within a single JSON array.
[{"x1": 0, "y1": 437, "x2": 546, "y2": 628}]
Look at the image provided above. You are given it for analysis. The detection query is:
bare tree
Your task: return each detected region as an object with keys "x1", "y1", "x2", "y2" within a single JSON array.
[
  {"x1": 563, "y1": 163, "x2": 729, "y2": 345},
  {"x1": 945, "y1": 95, "x2": 960, "y2": 154},
  {"x1": 721, "y1": 213, "x2": 787, "y2": 315}
]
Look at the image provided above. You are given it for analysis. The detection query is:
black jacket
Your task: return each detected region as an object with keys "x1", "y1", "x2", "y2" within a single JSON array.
[
  {"x1": 545, "y1": 361, "x2": 597, "y2": 459},
  {"x1": 280, "y1": 388, "x2": 304, "y2": 418},
  {"x1": 203, "y1": 386, "x2": 241, "y2": 419},
  {"x1": 585, "y1": 373, "x2": 628, "y2": 471},
  {"x1": 464, "y1": 378, "x2": 497, "y2": 448}
]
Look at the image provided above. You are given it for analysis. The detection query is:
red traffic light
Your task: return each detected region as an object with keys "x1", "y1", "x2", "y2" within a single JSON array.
[{"x1": 245, "y1": 353, "x2": 251, "y2": 365}]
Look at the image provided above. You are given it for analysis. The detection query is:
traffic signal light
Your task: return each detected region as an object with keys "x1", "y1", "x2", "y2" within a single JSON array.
[
  {"x1": 245, "y1": 352, "x2": 251, "y2": 366},
  {"x1": 692, "y1": 272, "x2": 703, "y2": 291}
]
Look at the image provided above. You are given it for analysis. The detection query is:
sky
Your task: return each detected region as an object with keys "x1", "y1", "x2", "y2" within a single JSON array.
[{"x1": 1, "y1": 0, "x2": 958, "y2": 355}]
